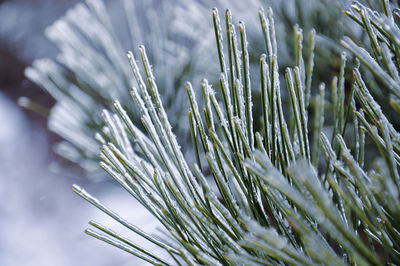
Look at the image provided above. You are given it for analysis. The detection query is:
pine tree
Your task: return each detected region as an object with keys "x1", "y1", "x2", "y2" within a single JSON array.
[{"x1": 28, "y1": 0, "x2": 400, "y2": 265}]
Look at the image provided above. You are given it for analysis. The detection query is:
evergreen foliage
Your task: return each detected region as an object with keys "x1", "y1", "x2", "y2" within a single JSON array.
[
  {"x1": 70, "y1": 1, "x2": 400, "y2": 265},
  {"x1": 26, "y1": 0, "x2": 400, "y2": 264},
  {"x1": 24, "y1": 0, "x2": 356, "y2": 177},
  {"x1": 25, "y1": 0, "x2": 213, "y2": 176}
]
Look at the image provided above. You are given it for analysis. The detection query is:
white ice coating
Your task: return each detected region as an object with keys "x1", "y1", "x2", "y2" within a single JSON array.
[
  {"x1": 49, "y1": 103, "x2": 99, "y2": 156},
  {"x1": 235, "y1": 78, "x2": 246, "y2": 131},
  {"x1": 239, "y1": 20, "x2": 254, "y2": 150},
  {"x1": 294, "y1": 66, "x2": 310, "y2": 160},
  {"x1": 209, "y1": 90, "x2": 234, "y2": 147},
  {"x1": 129, "y1": 54, "x2": 178, "y2": 162},
  {"x1": 343, "y1": 36, "x2": 400, "y2": 98},
  {"x1": 131, "y1": 83, "x2": 200, "y2": 206},
  {"x1": 212, "y1": 8, "x2": 228, "y2": 77},
  {"x1": 139, "y1": 47, "x2": 189, "y2": 169},
  {"x1": 259, "y1": 8, "x2": 273, "y2": 64},
  {"x1": 203, "y1": 79, "x2": 216, "y2": 131},
  {"x1": 230, "y1": 25, "x2": 242, "y2": 84},
  {"x1": 220, "y1": 73, "x2": 234, "y2": 123},
  {"x1": 102, "y1": 144, "x2": 128, "y2": 176},
  {"x1": 113, "y1": 100, "x2": 159, "y2": 161}
]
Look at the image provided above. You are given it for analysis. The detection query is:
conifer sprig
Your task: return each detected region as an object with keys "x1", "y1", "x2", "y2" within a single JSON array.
[{"x1": 73, "y1": 2, "x2": 400, "y2": 264}]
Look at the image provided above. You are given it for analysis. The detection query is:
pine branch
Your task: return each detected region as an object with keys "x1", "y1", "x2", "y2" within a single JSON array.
[{"x1": 72, "y1": 2, "x2": 400, "y2": 265}]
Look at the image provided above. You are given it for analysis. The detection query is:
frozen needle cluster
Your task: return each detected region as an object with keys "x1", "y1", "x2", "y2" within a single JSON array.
[
  {"x1": 69, "y1": 1, "x2": 400, "y2": 265},
  {"x1": 25, "y1": 0, "x2": 357, "y2": 177}
]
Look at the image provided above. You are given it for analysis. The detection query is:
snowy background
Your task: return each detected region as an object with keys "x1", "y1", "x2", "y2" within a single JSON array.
[{"x1": 0, "y1": 0, "x2": 162, "y2": 265}]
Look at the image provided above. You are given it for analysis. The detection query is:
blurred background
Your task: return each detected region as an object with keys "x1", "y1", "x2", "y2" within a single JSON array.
[{"x1": 0, "y1": 0, "x2": 162, "y2": 265}]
